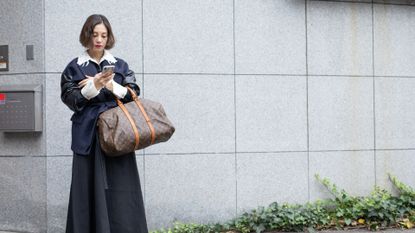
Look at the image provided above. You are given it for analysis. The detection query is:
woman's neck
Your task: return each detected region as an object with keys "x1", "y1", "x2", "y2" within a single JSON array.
[{"x1": 87, "y1": 50, "x2": 104, "y2": 63}]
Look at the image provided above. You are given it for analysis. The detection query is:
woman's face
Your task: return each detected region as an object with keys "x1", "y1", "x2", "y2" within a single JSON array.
[{"x1": 89, "y1": 23, "x2": 108, "y2": 53}]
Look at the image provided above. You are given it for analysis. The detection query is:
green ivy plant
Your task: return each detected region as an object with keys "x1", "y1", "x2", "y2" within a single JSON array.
[{"x1": 151, "y1": 174, "x2": 415, "y2": 233}]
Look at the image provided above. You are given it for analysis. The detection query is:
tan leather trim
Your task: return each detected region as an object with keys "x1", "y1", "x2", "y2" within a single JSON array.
[
  {"x1": 135, "y1": 98, "x2": 156, "y2": 145},
  {"x1": 126, "y1": 87, "x2": 156, "y2": 145},
  {"x1": 116, "y1": 98, "x2": 140, "y2": 149}
]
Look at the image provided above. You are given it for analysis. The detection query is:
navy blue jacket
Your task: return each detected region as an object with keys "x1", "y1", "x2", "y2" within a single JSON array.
[{"x1": 61, "y1": 55, "x2": 140, "y2": 155}]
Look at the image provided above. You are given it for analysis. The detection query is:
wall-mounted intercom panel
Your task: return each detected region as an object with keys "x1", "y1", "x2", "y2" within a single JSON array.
[
  {"x1": 0, "y1": 85, "x2": 43, "y2": 132},
  {"x1": 0, "y1": 45, "x2": 8, "y2": 71}
]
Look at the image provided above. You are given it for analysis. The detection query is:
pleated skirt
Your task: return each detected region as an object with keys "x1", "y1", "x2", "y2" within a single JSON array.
[{"x1": 65, "y1": 136, "x2": 148, "y2": 233}]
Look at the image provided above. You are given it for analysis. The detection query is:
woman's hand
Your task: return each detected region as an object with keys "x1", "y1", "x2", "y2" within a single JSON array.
[
  {"x1": 78, "y1": 76, "x2": 94, "y2": 88},
  {"x1": 105, "y1": 79, "x2": 113, "y2": 92},
  {"x1": 92, "y1": 72, "x2": 114, "y2": 90},
  {"x1": 78, "y1": 72, "x2": 114, "y2": 89}
]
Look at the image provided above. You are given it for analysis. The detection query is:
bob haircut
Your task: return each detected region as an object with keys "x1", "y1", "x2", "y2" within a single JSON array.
[{"x1": 79, "y1": 14, "x2": 115, "y2": 49}]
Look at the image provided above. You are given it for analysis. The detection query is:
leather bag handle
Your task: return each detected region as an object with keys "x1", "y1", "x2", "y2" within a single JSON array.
[
  {"x1": 115, "y1": 97, "x2": 140, "y2": 150},
  {"x1": 113, "y1": 86, "x2": 156, "y2": 150},
  {"x1": 126, "y1": 86, "x2": 156, "y2": 145}
]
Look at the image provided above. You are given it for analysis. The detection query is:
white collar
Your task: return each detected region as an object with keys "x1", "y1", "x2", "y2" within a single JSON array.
[{"x1": 77, "y1": 50, "x2": 117, "y2": 67}]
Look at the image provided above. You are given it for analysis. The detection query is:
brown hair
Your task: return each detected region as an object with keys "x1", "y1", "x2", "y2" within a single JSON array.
[{"x1": 79, "y1": 14, "x2": 115, "y2": 49}]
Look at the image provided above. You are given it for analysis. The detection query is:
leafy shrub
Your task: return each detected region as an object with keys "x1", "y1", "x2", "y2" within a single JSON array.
[{"x1": 151, "y1": 174, "x2": 415, "y2": 233}]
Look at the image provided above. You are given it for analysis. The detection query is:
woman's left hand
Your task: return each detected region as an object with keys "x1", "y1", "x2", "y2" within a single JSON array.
[
  {"x1": 105, "y1": 79, "x2": 113, "y2": 92},
  {"x1": 78, "y1": 76, "x2": 94, "y2": 88},
  {"x1": 78, "y1": 74, "x2": 115, "y2": 90}
]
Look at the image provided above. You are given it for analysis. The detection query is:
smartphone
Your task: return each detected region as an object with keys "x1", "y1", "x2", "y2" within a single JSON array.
[{"x1": 102, "y1": 65, "x2": 115, "y2": 75}]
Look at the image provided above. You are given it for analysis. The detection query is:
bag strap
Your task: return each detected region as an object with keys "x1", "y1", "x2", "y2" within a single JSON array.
[
  {"x1": 115, "y1": 97, "x2": 140, "y2": 150},
  {"x1": 126, "y1": 86, "x2": 156, "y2": 145}
]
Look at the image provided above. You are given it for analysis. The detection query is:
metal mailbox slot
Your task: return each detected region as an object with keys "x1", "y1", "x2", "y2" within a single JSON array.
[{"x1": 0, "y1": 84, "x2": 42, "y2": 132}]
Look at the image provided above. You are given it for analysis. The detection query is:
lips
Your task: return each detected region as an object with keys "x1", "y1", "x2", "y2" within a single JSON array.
[{"x1": 95, "y1": 45, "x2": 103, "y2": 48}]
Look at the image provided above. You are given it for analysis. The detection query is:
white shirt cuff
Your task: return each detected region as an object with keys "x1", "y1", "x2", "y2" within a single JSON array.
[
  {"x1": 81, "y1": 79, "x2": 100, "y2": 100},
  {"x1": 111, "y1": 80, "x2": 127, "y2": 99}
]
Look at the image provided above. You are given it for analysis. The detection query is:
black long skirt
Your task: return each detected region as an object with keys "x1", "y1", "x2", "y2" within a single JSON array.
[{"x1": 66, "y1": 136, "x2": 148, "y2": 233}]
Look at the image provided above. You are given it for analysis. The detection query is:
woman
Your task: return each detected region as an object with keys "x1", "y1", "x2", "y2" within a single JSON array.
[{"x1": 61, "y1": 14, "x2": 148, "y2": 233}]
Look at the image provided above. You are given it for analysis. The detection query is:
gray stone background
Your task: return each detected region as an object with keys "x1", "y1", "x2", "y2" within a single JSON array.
[{"x1": 1, "y1": 0, "x2": 415, "y2": 232}]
